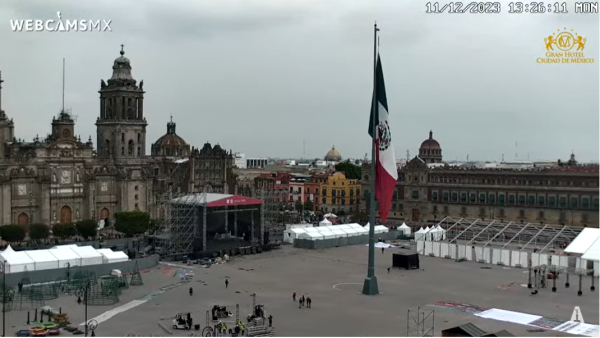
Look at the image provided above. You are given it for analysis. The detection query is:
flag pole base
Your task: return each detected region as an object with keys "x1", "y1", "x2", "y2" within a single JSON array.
[{"x1": 362, "y1": 276, "x2": 380, "y2": 295}]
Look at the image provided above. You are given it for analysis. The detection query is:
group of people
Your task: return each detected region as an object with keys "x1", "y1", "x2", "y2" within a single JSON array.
[{"x1": 292, "y1": 292, "x2": 312, "y2": 308}]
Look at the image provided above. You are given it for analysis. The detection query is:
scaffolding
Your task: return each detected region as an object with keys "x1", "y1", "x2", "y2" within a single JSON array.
[
  {"x1": 434, "y1": 217, "x2": 582, "y2": 252},
  {"x1": 255, "y1": 188, "x2": 287, "y2": 243},
  {"x1": 406, "y1": 307, "x2": 434, "y2": 337},
  {"x1": 130, "y1": 261, "x2": 144, "y2": 286}
]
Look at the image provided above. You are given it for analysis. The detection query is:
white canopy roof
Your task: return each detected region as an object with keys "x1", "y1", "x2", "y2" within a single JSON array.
[
  {"x1": 50, "y1": 246, "x2": 82, "y2": 266},
  {"x1": 354, "y1": 226, "x2": 368, "y2": 235},
  {"x1": 96, "y1": 249, "x2": 129, "y2": 262},
  {"x1": 289, "y1": 228, "x2": 306, "y2": 234},
  {"x1": 341, "y1": 228, "x2": 359, "y2": 235},
  {"x1": 304, "y1": 227, "x2": 320, "y2": 233},
  {"x1": 581, "y1": 237, "x2": 600, "y2": 262},
  {"x1": 25, "y1": 249, "x2": 58, "y2": 264},
  {"x1": 565, "y1": 228, "x2": 600, "y2": 254},
  {"x1": 348, "y1": 223, "x2": 364, "y2": 229},
  {"x1": 324, "y1": 213, "x2": 337, "y2": 218},
  {"x1": 319, "y1": 230, "x2": 336, "y2": 239},
  {"x1": 298, "y1": 232, "x2": 324, "y2": 240},
  {"x1": 337, "y1": 224, "x2": 351, "y2": 229},
  {"x1": 330, "y1": 229, "x2": 347, "y2": 236},
  {"x1": 317, "y1": 226, "x2": 334, "y2": 231},
  {"x1": 399, "y1": 223, "x2": 410, "y2": 229},
  {"x1": 416, "y1": 227, "x2": 426, "y2": 233},
  {"x1": 0, "y1": 245, "x2": 35, "y2": 272}
]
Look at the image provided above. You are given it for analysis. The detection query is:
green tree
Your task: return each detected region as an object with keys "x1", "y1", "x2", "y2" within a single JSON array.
[
  {"x1": 294, "y1": 199, "x2": 303, "y2": 211},
  {"x1": 52, "y1": 223, "x2": 77, "y2": 240},
  {"x1": 76, "y1": 219, "x2": 98, "y2": 240},
  {"x1": 304, "y1": 200, "x2": 314, "y2": 211},
  {"x1": 335, "y1": 161, "x2": 362, "y2": 180},
  {"x1": 114, "y1": 211, "x2": 150, "y2": 236},
  {"x1": 29, "y1": 223, "x2": 50, "y2": 244},
  {"x1": 0, "y1": 224, "x2": 25, "y2": 243}
]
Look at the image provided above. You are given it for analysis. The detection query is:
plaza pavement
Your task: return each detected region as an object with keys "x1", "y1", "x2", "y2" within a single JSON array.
[{"x1": 7, "y1": 244, "x2": 599, "y2": 336}]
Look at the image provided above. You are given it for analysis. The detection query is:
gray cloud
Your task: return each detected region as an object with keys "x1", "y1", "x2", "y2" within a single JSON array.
[{"x1": 0, "y1": 0, "x2": 597, "y2": 162}]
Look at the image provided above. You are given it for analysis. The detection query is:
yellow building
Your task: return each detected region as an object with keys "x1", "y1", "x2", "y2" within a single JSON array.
[{"x1": 320, "y1": 172, "x2": 361, "y2": 214}]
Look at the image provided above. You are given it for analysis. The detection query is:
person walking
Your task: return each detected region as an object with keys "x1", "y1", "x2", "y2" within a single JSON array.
[
  {"x1": 382, "y1": 247, "x2": 385, "y2": 254},
  {"x1": 387, "y1": 267, "x2": 391, "y2": 274},
  {"x1": 189, "y1": 287, "x2": 193, "y2": 296},
  {"x1": 225, "y1": 279, "x2": 229, "y2": 289},
  {"x1": 292, "y1": 292, "x2": 296, "y2": 302},
  {"x1": 268, "y1": 315, "x2": 273, "y2": 327},
  {"x1": 306, "y1": 297, "x2": 312, "y2": 308}
]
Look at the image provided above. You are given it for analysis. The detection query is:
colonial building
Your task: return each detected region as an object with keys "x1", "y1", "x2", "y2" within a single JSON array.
[
  {"x1": 320, "y1": 172, "x2": 361, "y2": 214},
  {"x1": 360, "y1": 133, "x2": 599, "y2": 227},
  {"x1": 0, "y1": 46, "x2": 236, "y2": 226}
]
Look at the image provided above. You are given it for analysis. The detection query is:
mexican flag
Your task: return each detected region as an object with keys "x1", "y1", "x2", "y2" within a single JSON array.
[{"x1": 368, "y1": 54, "x2": 398, "y2": 221}]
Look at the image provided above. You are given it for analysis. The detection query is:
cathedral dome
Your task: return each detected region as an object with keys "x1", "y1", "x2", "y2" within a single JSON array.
[
  {"x1": 324, "y1": 146, "x2": 342, "y2": 161},
  {"x1": 420, "y1": 130, "x2": 441, "y2": 150},
  {"x1": 109, "y1": 45, "x2": 135, "y2": 83},
  {"x1": 151, "y1": 118, "x2": 190, "y2": 157}
]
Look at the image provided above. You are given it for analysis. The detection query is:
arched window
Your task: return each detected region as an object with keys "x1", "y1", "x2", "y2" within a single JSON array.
[
  {"x1": 121, "y1": 133, "x2": 125, "y2": 142},
  {"x1": 105, "y1": 140, "x2": 110, "y2": 155},
  {"x1": 128, "y1": 140, "x2": 134, "y2": 155},
  {"x1": 137, "y1": 133, "x2": 141, "y2": 142}
]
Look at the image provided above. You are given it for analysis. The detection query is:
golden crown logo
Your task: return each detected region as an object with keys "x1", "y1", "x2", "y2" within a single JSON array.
[
  {"x1": 537, "y1": 28, "x2": 593, "y2": 64},
  {"x1": 544, "y1": 28, "x2": 586, "y2": 52}
]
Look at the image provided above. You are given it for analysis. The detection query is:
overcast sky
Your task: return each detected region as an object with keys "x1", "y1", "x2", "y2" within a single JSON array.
[{"x1": 0, "y1": 0, "x2": 597, "y2": 162}]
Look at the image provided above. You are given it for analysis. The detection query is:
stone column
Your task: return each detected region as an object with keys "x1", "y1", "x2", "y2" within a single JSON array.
[
  {"x1": 202, "y1": 204, "x2": 207, "y2": 251},
  {"x1": 137, "y1": 98, "x2": 144, "y2": 119},
  {"x1": 100, "y1": 97, "x2": 105, "y2": 119}
]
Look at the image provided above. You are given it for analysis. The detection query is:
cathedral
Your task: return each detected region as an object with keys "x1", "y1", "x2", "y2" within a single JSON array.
[{"x1": 0, "y1": 46, "x2": 236, "y2": 227}]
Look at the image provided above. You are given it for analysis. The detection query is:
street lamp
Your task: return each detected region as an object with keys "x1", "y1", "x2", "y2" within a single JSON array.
[
  {"x1": 75, "y1": 282, "x2": 98, "y2": 336},
  {"x1": 1, "y1": 260, "x2": 6, "y2": 337}
]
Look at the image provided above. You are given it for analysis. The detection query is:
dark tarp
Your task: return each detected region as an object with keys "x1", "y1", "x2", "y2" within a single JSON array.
[{"x1": 392, "y1": 250, "x2": 419, "y2": 270}]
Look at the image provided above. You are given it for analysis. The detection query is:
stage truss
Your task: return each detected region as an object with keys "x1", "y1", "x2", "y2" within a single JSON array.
[
  {"x1": 435, "y1": 216, "x2": 582, "y2": 252},
  {"x1": 256, "y1": 188, "x2": 287, "y2": 242},
  {"x1": 406, "y1": 307, "x2": 434, "y2": 337}
]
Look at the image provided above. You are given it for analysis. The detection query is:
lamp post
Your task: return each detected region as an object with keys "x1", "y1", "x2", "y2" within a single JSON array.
[
  {"x1": 527, "y1": 267, "x2": 532, "y2": 288},
  {"x1": 75, "y1": 282, "x2": 98, "y2": 337},
  {"x1": 1, "y1": 260, "x2": 5, "y2": 337}
]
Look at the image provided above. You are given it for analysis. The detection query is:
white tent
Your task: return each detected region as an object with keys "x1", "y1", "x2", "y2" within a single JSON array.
[
  {"x1": 284, "y1": 228, "x2": 306, "y2": 243},
  {"x1": 581, "y1": 237, "x2": 600, "y2": 262},
  {"x1": 70, "y1": 246, "x2": 103, "y2": 266},
  {"x1": 96, "y1": 249, "x2": 129, "y2": 264},
  {"x1": 399, "y1": 223, "x2": 411, "y2": 236},
  {"x1": 317, "y1": 226, "x2": 334, "y2": 231},
  {"x1": 330, "y1": 229, "x2": 348, "y2": 237},
  {"x1": 298, "y1": 232, "x2": 324, "y2": 240},
  {"x1": 374, "y1": 225, "x2": 389, "y2": 233},
  {"x1": 319, "y1": 218, "x2": 332, "y2": 226},
  {"x1": 324, "y1": 213, "x2": 337, "y2": 218},
  {"x1": 353, "y1": 226, "x2": 368, "y2": 235},
  {"x1": 348, "y1": 223, "x2": 363, "y2": 229},
  {"x1": 25, "y1": 249, "x2": 59, "y2": 271},
  {"x1": 0, "y1": 245, "x2": 35, "y2": 273},
  {"x1": 337, "y1": 224, "x2": 351, "y2": 229},
  {"x1": 414, "y1": 227, "x2": 426, "y2": 241},
  {"x1": 341, "y1": 228, "x2": 359, "y2": 236},
  {"x1": 50, "y1": 247, "x2": 82, "y2": 267},
  {"x1": 565, "y1": 228, "x2": 600, "y2": 254},
  {"x1": 435, "y1": 225, "x2": 447, "y2": 240},
  {"x1": 304, "y1": 227, "x2": 321, "y2": 233},
  {"x1": 318, "y1": 230, "x2": 337, "y2": 239}
]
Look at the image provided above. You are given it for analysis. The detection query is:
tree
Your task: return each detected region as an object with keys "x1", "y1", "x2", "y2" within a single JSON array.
[
  {"x1": 351, "y1": 211, "x2": 369, "y2": 224},
  {"x1": 303, "y1": 200, "x2": 314, "y2": 211},
  {"x1": 335, "y1": 161, "x2": 362, "y2": 180},
  {"x1": 114, "y1": 211, "x2": 150, "y2": 236},
  {"x1": 76, "y1": 219, "x2": 98, "y2": 240},
  {"x1": 29, "y1": 223, "x2": 50, "y2": 244},
  {"x1": 52, "y1": 223, "x2": 77, "y2": 240},
  {"x1": 0, "y1": 224, "x2": 25, "y2": 243},
  {"x1": 294, "y1": 199, "x2": 304, "y2": 211}
]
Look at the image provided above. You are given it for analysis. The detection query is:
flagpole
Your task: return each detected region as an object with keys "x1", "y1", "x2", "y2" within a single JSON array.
[{"x1": 362, "y1": 22, "x2": 380, "y2": 296}]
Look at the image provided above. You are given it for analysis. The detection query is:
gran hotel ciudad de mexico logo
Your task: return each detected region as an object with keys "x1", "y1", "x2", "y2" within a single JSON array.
[{"x1": 537, "y1": 28, "x2": 594, "y2": 64}]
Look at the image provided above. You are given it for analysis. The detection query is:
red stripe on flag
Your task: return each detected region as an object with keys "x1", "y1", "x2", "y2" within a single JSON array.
[{"x1": 374, "y1": 139, "x2": 396, "y2": 221}]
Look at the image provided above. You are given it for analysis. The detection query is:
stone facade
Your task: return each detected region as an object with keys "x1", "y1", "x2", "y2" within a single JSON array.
[
  {"x1": 0, "y1": 47, "x2": 235, "y2": 226},
  {"x1": 361, "y1": 158, "x2": 600, "y2": 227}
]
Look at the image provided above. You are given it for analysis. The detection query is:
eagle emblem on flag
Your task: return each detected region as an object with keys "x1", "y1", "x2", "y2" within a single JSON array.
[{"x1": 377, "y1": 120, "x2": 392, "y2": 151}]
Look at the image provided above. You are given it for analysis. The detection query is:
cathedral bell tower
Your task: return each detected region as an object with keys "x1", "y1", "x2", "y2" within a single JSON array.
[{"x1": 96, "y1": 45, "x2": 147, "y2": 159}]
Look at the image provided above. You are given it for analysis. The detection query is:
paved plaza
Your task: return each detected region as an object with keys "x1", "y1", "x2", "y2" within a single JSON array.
[{"x1": 5, "y1": 245, "x2": 599, "y2": 337}]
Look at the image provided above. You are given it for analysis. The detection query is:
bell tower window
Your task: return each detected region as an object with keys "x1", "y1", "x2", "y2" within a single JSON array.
[{"x1": 128, "y1": 140, "x2": 134, "y2": 155}]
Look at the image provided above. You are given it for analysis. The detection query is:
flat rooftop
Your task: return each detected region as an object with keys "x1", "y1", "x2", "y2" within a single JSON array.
[{"x1": 9, "y1": 245, "x2": 598, "y2": 337}]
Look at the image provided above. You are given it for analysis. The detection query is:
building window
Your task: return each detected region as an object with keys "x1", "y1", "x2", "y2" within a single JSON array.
[
  {"x1": 356, "y1": 189, "x2": 360, "y2": 196},
  {"x1": 479, "y1": 193, "x2": 485, "y2": 203},
  {"x1": 451, "y1": 192, "x2": 458, "y2": 202},
  {"x1": 508, "y1": 194, "x2": 515, "y2": 205},
  {"x1": 332, "y1": 198, "x2": 337, "y2": 204},
  {"x1": 332, "y1": 190, "x2": 336, "y2": 196},
  {"x1": 470, "y1": 193, "x2": 476, "y2": 202},
  {"x1": 432, "y1": 191, "x2": 438, "y2": 202},
  {"x1": 290, "y1": 187, "x2": 293, "y2": 193},
  {"x1": 412, "y1": 190, "x2": 419, "y2": 199},
  {"x1": 528, "y1": 196, "x2": 535, "y2": 206},
  {"x1": 121, "y1": 147, "x2": 124, "y2": 155},
  {"x1": 538, "y1": 196, "x2": 545, "y2": 206},
  {"x1": 135, "y1": 185, "x2": 139, "y2": 191},
  {"x1": 518, "y1": 195, "x2": 526, "y2": 205},
  {"x1": 570, "y1": 197, "x2": 578, "y2": 208},
  {"x1": 135, "y1": 203, "x2": 139, "y2": 209},
  {"x1": 135, "y1": 194, "x2": 139, "y2": 200},
  {"x1": 593, "y1": 198, "x2": 599, "y2": 210},
  {"x1": 559, "y1": 197, "x2": 567, "y2": 208},
  {"x1": 498, "y1": 194, "x2": 505, "y2": 205},
  {"x1": 519, "y1": 210, "x2": 525, "y2": 218},
  {"x1": 322, "y1": 189, "x2": 327, "y2": 196},
  {"x1": 582, "y1": 198, "x2": 590, "y2": 208},
  {"x1": 460, "y1": 193, "x2": 467, "y2": 202},
  {"x1": 549, "y1": 196, "x2": 556, "y2": 207},
  {"x1": 488, "y1": 194, "x2": 495, "y2": 204},
  {"x1": 306, "y1": 188, "x2": 310, "y2": 194},
  {"x1": 538, "y1": 211, "x2": 545, "y2": 219},
  {"x1": 322, "y1": 197, "x2": 326, "y2": 204},
  {"x1": 442, "y1": 192, "x2": 449, "y2": 202}
]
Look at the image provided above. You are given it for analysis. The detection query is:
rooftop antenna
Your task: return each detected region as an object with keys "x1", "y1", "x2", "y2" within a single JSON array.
[
  {"x1": 502, "y1": 153, "x2": 505, "y2": 162},
  {"x1": 466, "y1": 154, "x2": 469, "y2": 161},
  {"x1": 406, "y1": 149, "x2": 410, "y2": 161},
  {"x1": 515, "y1": 141, "x2": 518, "y2": 160},
  {"x1": 303, "y1": 139, "x2": 305, "y2": 158}
]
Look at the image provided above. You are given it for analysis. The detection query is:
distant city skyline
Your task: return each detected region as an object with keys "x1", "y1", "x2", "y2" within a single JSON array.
[{"x1": 0, "y1": 0, "x2": 597, "y2": 162}]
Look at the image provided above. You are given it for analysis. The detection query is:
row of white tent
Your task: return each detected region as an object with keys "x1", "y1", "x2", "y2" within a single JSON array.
[
  {"x1": 284, "y1": 221, "x2": 389, "y2": 243},
  {"x1": 565, "y1": 228, "x2": 599, "y2": 262},
  {"x1": 0, "y1": 244, "x2": 129, "y2": 273},
  {"x1": 414, "y1": 225, "x2": 448, "y2": 241}
]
